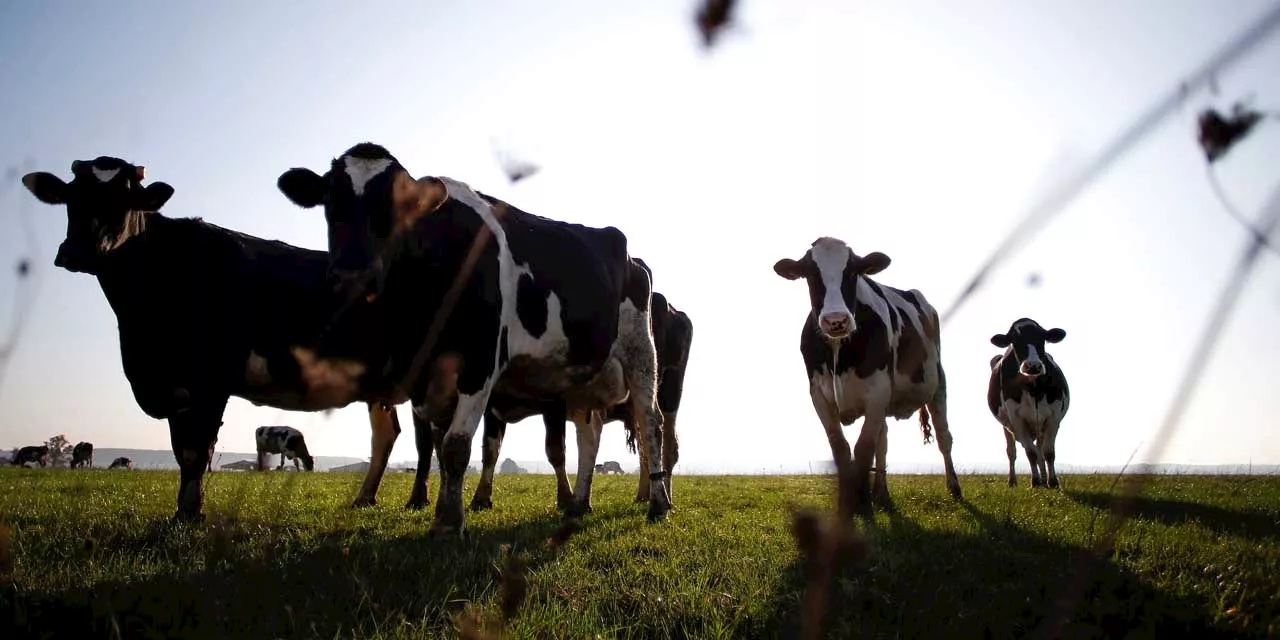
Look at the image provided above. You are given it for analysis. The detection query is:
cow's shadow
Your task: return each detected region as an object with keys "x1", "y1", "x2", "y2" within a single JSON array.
[
  {"x1": 1063, "y1": 489, "x2": 1279, "y2": 543},
  {"x1": 755, "y1": 498, "x2": 1252, "y2": 640},
  {"x1": 0, "y1": 499, "x2": 648, "y2": 640}
]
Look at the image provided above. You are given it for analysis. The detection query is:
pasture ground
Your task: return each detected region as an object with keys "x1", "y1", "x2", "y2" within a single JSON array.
[{"x1": 0, "y1": 469, "x2": 1276, "y2": 639}]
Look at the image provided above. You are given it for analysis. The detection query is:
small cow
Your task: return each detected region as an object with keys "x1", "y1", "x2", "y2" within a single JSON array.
[
  {"x1": 277, "y1": 142, "x2": 670, "y2": 537},
  {"x1": 107, "y1": 457, "x2": 133, "y2": 469},
  {"x1": 11, "y1": 445, "x2": 50, "y2": 468},
  {"x1": 988, "y1": 318, "x2": 1069, "y2": 488},
  {"x1": 774, "y1": 237, "x2": 961, "y2": 515},
  {"x1": 256, "y1": 426, "x2": 315, "y2": 471},
  {"x1": 595, "y1": 461, "x2": 625, "y2": 474},
  {"x1": 22, "y1": 157, "x2": 408, "y2": 522},
  {"x1": 71, "y1": 442, "x2": 94, "y2": 468}
]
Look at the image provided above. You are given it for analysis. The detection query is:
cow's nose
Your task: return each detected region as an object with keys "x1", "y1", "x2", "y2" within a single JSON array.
[
  {"x1": 1021, "y1": 362, "x2": 1045, "y2": 377},
  {"x1": 820, "y1": 313, "x2": 853, "y2": 338}
]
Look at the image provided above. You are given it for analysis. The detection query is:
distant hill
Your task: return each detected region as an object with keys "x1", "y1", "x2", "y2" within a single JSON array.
[{"x1": 88, "y1": 449, "x2": 366, "y2": 471}]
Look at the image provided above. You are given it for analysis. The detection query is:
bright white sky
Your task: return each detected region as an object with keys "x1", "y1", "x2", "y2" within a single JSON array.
[{"x1": 1, "y1": 0, "x2": 1279, "y2": 472}]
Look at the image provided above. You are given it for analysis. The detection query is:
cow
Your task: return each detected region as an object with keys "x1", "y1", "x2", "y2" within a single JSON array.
[
  {"x1": 10, "y1": 445, "x2": 50, "y2": 467},
  {"x1": 595, "y1": 461, "x2": 625, "y2": 475},
  {"x1": 987, "y1": 318, "x2": 1069, "y2": 489},
  {"x1": 276, "y1": 142, "x2": 671, "y2": 537},
  {"x1": 255, "y1": 425, "x2": 315, "y2": 471},
  {"x1": 773, "y1": 237, "x2": 962, "y2": 516},
  {"x1": 71, "y1": 442, "x2": 94, "y2": 468},
  {"x1": 21, "y1": 156, "x2": 419, "y2": 522},
  {"x1": 107, "y1": 456, "x2": 133, "y2": 470}
]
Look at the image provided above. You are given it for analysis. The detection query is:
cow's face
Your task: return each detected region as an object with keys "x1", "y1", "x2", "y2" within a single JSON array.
[
  {"x1": 773, "y1": 237, "x2": 891, "y2": 341},
  {"x1": 22, "y1": 157, "x2": 174, "y2": 275},
  {"x1": 277, "y1": 142, "x2": 447, "y2": 299},
  {"x1": 990, "y1": 318, "x2": 1065, "y2": 380}
]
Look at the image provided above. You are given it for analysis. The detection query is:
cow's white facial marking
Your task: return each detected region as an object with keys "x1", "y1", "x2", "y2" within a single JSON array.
[
  {"x1": 92, "y1": 167, "x2": 120, "y2": 183},
  {"x1": 810, "y1": 238, "x2": 855, "y2": 339},
  {"x1": 343, "y1": 157, "x2": 394, "y2": 196},
  {"x1": 1019, "y1": 344, "x2": 1044, "y2": 377}
]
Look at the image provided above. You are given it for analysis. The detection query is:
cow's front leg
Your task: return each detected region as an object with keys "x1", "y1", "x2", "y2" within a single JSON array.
[
  {"x1": 871, "y1": 422, "x2": 894, "y2": 513},
  {"x1": 1042, "y1": 418, "x2": 1063, "y2": 489},
  {"x1": 1003, "y1": 428, "x2": 1018, "y2": 487},
  {"x1": 565, "y1": 409, "x2": 604, "y2": 519},
  {"x1": 430, "y1": 387, "x2": 492, "y2": 539},
  {"x1": 470, "y1": 412, "x2": 506, "y2": 512},
  {"x1": 405, "y1": 409, "x2": 434, "y2": 510},
  {"x1": 168, "y1": 395, "x2": 228, "y2": 523},
  {"x1": 542, "y1": 406, "x2": 575, "y2": 511},
  {"x1": 661, "y1": 409, "x2": 679, "y2": 503},
  {"x1": 353, "y1": 403, "x2": 401, "y2": 508}
]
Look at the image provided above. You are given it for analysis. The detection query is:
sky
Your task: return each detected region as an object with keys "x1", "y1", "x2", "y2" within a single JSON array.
[{"x1": 1, "y1": 0, "x2": 1279, "y2": 474}]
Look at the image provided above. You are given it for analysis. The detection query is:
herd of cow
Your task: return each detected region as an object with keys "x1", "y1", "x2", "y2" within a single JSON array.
[
  {"x1": 9, "y1": 441, "x2": 135, "y2": 470},
  {"x1": 12, "y1": 143, "x2": 1070, "y2": 535}
]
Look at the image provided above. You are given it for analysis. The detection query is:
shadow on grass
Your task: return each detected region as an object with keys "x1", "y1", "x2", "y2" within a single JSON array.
[
  {"x1": 1064, "y1": 489, "x2": 1279, "y2": 542},
  {"x1": 754, "y1": 499, "x2": 1251, "y2": 640},
  {"x1": 0, "y1": 503, "x2": 644, "y2": 640}
]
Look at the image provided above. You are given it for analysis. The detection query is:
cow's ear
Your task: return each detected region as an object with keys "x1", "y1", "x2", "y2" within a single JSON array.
[
  {"x1": 990, "y1": 333, "x2": 1012, "y2": 348},
  {"x1": 857, "y1": 251, "x2": 891, "y2": 276},
  {"x1": 21, "y1": 172, "x2": 68, "y2": 205},
  {"x1": 773, "y1": 258, "x2": 806, "y2": 280},
  {"x1": 392, "y1": 173, "x2": 448, "y2": 231},
  {"x1": 1045, "y1": 328, "x2": 1066, "y2": 343},
  {"x1": 277, "y1": 168, "x2": 328, "y2": 209},
  {"x1": 140, "y1": 182, "x2": 175, "y2": 210}
]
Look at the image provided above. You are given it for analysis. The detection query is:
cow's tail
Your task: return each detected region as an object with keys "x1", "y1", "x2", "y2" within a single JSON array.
[
  {"x1": 918, "y1": 407, "x2": 934, "y2": 445},
  {"x1": 624, "y1": 420, "x2": 638, "y2": 454}
]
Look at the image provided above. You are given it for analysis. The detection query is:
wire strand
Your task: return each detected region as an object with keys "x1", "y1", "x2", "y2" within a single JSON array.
[{"x1": 1206, "y1": 164, "x2": 1280, "y2": 256}]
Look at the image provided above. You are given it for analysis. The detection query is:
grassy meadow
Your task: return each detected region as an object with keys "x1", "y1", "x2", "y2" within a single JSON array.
[{"x1": 0, "y1": 468, "x2": 1276, "y2": 639}]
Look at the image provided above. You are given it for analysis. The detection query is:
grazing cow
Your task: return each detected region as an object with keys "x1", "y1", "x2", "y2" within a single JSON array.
[
  {"x1": 255, "y1": 426, "x2": 316, "y2": 471},
  {"x1": 988, "y1": 318, "x2": 1070, "y2": 488},
  {"x1": 107, "y1": 456, "x2": 133, "y2": 470},
  {"x1": 773, "y1": 237, "x2": 961, "y2": 515},
  {"x1": 277, "y1": 142, "x2": 670, "y2": 536},
  {"x1": 71, "y1": 442, "x2": 94, "y2": 468},
  {"x1": 21, "y1": 156, "x2": 412, "y2": 522},
  {"x1": 595, "y1": 461, "x2": 625, "y2": 475},
  {"x1": 11, "y1": 445, "x2": 50, "y2": 467}
]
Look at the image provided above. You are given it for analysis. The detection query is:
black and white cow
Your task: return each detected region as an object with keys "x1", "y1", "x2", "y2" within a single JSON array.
[
  {"x1": 987, "y1": 318, "x2": 1069, "y2": 488},
  {"x1": 255, "y1": 426, "x2": 315, "y2": 471},
  {"x1": 71, "y1": 442, "x2": 94, "y2": 468},
  {"x1": 774, "y1": 237, "x2": 962, "y2": 515},
  {"x1": 11, "y1": 445, "x2": 50, "y2": 468},
  {"x1": 276, "y1": 142, "x2": 670, "y2": 536},
  {"x1": 595, "y1": 461, "x2": 625, "y2": 474},
  {"x1": 107, "y1": 456, "x2": 133, "y2": 470},
  {"x1": 21, "y1": 157, "x2": 410, "y2": 521}
]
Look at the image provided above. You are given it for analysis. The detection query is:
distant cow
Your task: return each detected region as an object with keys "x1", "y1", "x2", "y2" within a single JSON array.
[
  {"x1": 595, "y1": 461, "x2": 625, "y2": 475},
  {"x1": 277, "y1": 142, "x2": 671, "y2": 537},
  {"x1": 71, "y1": 442, "x2": 94, "y2": 468},
  {"x1": 108, "y1": 457, "x2": 133, "y2": 470},
  {"x1": 988, "y1": 318, "x2": 1070, "y2": 489},
  {"x1": 11, "y1": 445, "x2": 50, "y2": 468},
  {"x1": 22, "y1": 156, "x2": 406, "y2": 522},
  {"x1": 256, "y1": 426, "x2": 315, "y2": 471},
  {"x1": 774, "y1": 237, "x2": 962, "y2": 515}
]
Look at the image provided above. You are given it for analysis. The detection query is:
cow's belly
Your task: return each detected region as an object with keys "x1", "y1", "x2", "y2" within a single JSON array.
[
  {"x1": 496, "y1": 353, "x2": 628, "y2": 412},
  {"x1": 1004, "y1": 395, "x2": 1063, "y2": 436}
]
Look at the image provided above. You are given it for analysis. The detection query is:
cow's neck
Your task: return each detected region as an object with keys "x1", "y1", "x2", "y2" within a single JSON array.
[{"x1": 93, "y1": 210, "x2": 173, "y2": 314}]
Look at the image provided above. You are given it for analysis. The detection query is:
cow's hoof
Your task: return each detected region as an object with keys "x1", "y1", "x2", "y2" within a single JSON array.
[
  {"x1": 351, "y1": 496, "x2": 377, "y2": 509},
  {"x1": 171, "y1": 510, "x2": 206, "y2": 525},
  {"x1": 555, "y1": 499, "x2": 573, "y2": 512},
  {"x1": 633, "y1": 494, "x2": 649, "y2": 504},
  {"x1": 469, "y1": 498, "x2": 493, "y2": 512},
  {"x1": 947, "y1": 480, "x2": 963, "y2": 500},
  {"x1": 404, "y1": 498, "x2": 430, "y2": 511},
  {"x1": 646, "y1": 499, "x2": 671, "y2": 523},
  {"x1": 1048, "y1": 478, "x2": 1061, "y2": 490},
  {"x1": 427, "y1": 522, "x2": 466, "y2": 539},
  {"x1": 564, "y1": 502, "x2": 593, "y2": 520},
  {"x1": 1008, "y1": 478, "x2": 1017, "y2": 488}
]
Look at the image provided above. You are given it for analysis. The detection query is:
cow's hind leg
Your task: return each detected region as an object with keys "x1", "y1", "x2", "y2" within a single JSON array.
[
  {"x1": 924, "y1": 368, "x2": 962, "y2": 499},
  {"x1": 632, "y1": 415, "x2": 651, "y2": 503},
  {"x1": 566, "y1": 410, "x2": 604, "y2": 519},
  {"x1": 542, "y1": 406, "x2": 575, "y2": 511},
  {"x1": 405, "y1": 409, "x2": 434, "y2": 510},
  {"x1": 168, "y1": 395, "x2": 228, "y2": 523},
  {"x1": 354, "y1": 403, "x2": 401, "y2": 508},
  {"x1": 470, "y1": 412, "x2": 506, "y2": 512},
  {"x1": 1043, "y1": 417, "x2": 1063, "y2": 489},
  {"x1": 1003, "y1": 428, "x2": 1018, "y2": 487}
]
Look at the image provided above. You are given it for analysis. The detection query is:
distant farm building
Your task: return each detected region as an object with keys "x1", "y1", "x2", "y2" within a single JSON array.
[
  {"x1": 220, "y1": 459, "x2": 258, "y2": 472},
  {"x1": 330, "y1": 460, "x2": 371, "y2": 473}
]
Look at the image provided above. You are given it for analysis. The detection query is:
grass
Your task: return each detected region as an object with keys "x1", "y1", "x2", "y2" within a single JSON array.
[{"x1": 0, "y1": 468, "x2": 1277, "y2": 639}]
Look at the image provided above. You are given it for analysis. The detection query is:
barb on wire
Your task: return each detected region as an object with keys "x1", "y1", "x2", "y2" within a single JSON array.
[
  {"x1": 0, "y1": 158, "x2": 45, "y2": 398},
  {"x1": 938, "y1": 2, "x2": 1280, "y2": 326}
]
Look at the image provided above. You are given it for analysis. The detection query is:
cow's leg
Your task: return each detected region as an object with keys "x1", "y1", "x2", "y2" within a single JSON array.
[
  {"x1": 925, "y1": 369, "x2": 962, "y2": 499},
  {"x1": 566, "y1": 409, "x2": 604, "y2": 519},
  {"x1": 168, "y1": 395, "x2": 228, "y2": 523},
  {"x1": 1003, "y1": 428, "x2": 1018, "y2": 487},
  {"x1": 429, "y1": 379, "x2": 494, "y2": 539},
  {"x1": 661, "y1": 409, "x2": 680, "y2": 502},
  {"x1": 542, "y1": 406, "x2": 574, "y2": 511},
  {"x1": 1043, "y1": 417, "x2": 1063, "y2": 489},
  {"x1": 872, "y1": 421, "x2": 894, "y2": 513},
  {"x1": 256, "y1": 447, "x2": 268, "y2": 472},
  {"x1": 633, "y1": 415, "x2": 652, "y2": 503},
  {"x1": 621, "y1": 342, "x2": 671, "y2": 523},
  {"x1": 405, "y1": 409, "x2": 433, "y2": 510},
  {"x1": 809, "y1": 383, "x2": 868, "y2": 518},
  {"x1": 470, "y1": 412, "x2": 506, "y2": 512},
  {"x1": 354, "y1": 403, "x2": 401, "y2": 507}
]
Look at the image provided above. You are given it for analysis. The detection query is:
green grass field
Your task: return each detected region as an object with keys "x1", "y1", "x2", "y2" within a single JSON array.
[{"x1": 0, "y1": 468, "x2": 1276, "y2": 639}]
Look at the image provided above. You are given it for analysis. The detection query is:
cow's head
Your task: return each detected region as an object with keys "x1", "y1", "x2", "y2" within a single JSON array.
[
  {"x1": 277, "y1": 142, "x2": 448, "y2": 298},
  {"x1": 990, "y1": 318, "x2": 1065, "y2": 380},
  {"x1": 22, "y1": 157, "x2": 175, "y2": 275},
  {"x1": 773, "y1": 237, "x2": 891, "y2": 341}
]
